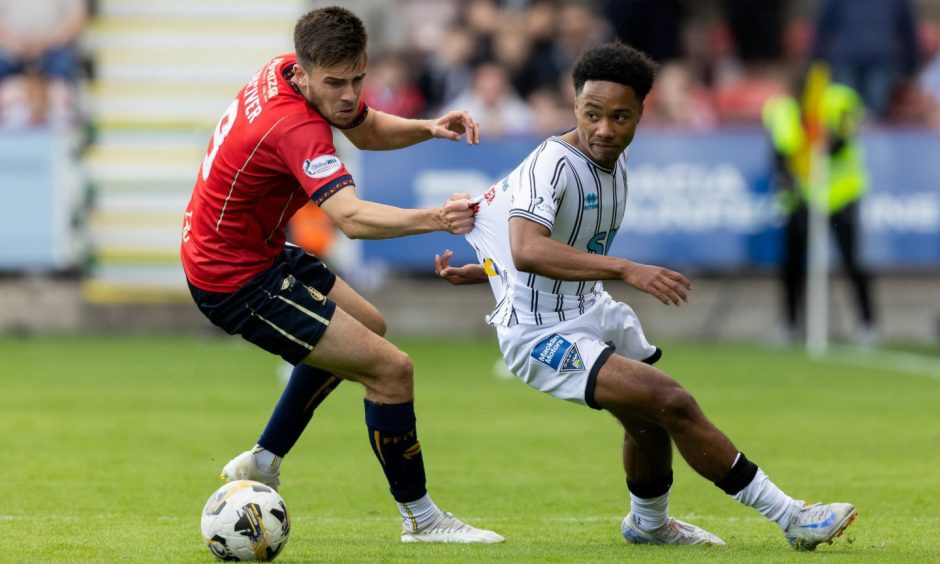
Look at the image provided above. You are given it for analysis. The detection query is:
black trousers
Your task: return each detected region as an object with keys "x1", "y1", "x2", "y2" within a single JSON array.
[{"x1": 781, "y1": 201, "x2": 875, "y2": 328}]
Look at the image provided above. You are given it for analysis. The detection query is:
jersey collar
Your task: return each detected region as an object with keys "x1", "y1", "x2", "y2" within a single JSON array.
[{"x1": 550, "y1": 136, "x2": 616, "y2": 174}]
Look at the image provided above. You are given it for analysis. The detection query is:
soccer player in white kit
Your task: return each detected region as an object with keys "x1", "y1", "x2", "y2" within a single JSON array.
[{"x1": 436, "y1": 42, "x2": 856, "y2": 550}]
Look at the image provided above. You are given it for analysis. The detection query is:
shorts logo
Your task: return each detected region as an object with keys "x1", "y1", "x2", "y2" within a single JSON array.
[
  {"x1": 303, "y1": 155, "x2": 342, "y2": 178},
  {"x1": 306, "y1": 285, "x2": 326, "y2": 304},
  {"x1": 531, "y1": 334, "x2": 584, "y2": 372}
]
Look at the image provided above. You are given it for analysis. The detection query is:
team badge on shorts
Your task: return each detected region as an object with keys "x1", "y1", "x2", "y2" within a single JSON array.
[
  {"x1": 531, "y1": 334, "x2": 585, "y2": 372},
  {"x1": 306, "y1": 285, "x2": 326, "y2": 304}
]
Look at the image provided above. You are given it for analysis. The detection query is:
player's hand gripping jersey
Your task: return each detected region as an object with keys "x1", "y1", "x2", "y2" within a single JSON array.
[
  {"x1": 466, "y1": 137, "x2": 631, "y2": 326},
  {"x1": 181, "y1": 54, "x2": 366, "y2": 292}
]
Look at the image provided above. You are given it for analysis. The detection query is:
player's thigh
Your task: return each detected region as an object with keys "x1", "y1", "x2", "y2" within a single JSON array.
[
  {"x1": 326, "y1": 275, "x2": 386, "y2": 336},
  {"x1": 593, "y1": 354, "x2": 687, "y2": 418},
  {"x1": 300, "y1": 305, "x2": 405, "y2": 383}
]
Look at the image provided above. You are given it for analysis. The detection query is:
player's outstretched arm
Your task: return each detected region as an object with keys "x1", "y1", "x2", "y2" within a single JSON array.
[
  {"x1": 434, "y1": 249, "x2": 487, "y2": 285},
  {"x1": 510, "y1": 217, "x2": 691, "y2": 306},
  {"x1": 341, "y1": 109, "x2": 480, "y2": 151},
  {"x1": 320, "y1": 188, "x2": 476, "y2": 239}
]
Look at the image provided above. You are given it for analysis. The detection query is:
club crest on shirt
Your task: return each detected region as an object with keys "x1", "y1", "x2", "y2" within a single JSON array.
[
  {"x1": 303, "y1": 155, "x2": 342, "y2": 178},
  {"x1": 531, "y1": 334, "x2": 585, "y2": 372}
]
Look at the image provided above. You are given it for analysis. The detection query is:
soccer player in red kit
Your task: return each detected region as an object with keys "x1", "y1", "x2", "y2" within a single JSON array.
[{"x1": 182, "y1": 7, "x2": 502, "y2": 544}]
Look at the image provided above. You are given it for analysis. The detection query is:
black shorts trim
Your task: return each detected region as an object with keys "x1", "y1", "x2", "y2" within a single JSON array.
[
  {"x1": 642, "y1": 347, "x2": 662, "y2": 365},
  {"x1": 584, "y1": 344, "x2": 616, "y2": 410},
  {"x1": 188, "y1": 246, "x2": 338, "y2": 365}
]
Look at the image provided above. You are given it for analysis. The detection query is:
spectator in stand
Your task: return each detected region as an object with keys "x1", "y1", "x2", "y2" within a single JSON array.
[
  {"x1": 602, "y1": 0, "x2": 684, "y2": 64},
  {"x1": 710, "y1": 0, "x2": 790, "y2": 124},
  {"x1": 645, "y1": 63, "x2": 718, "y2": 130},
  {"x1": 491, "y1": 20, "x2": 543, "y2": 100},
  {"x1": 550, "y1": 2, "x2": 607, "y2": 77},
  {"x1": 521, "y1": 0, "x2": 564, "y2": 91},
  {"x1": 363, "y1": 51, "x2": 426, "y2": 118},
  {"x1": 0, "y1": 0, "x2": 87, "y2": 127},
  {"x1": 724, "y1": 0, "x2": 789, "y2": 64},
  {"x1": 527, "y1": 87, "x2": 573, "y2": 136},
  {"x1": 811, "y1": 0, "x2": 920, "y2": 119},
  {"x1": 416, "y1": 25, "x2": 476, "y2": 114},
  {"x1": 919, "y1": 21, "x2": 940, "y2": 128},
  {"x1": 444, "y1": 61, "x2": 534, "y2": 137}
]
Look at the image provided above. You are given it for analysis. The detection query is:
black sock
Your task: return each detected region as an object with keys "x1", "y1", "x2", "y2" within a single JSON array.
[
  {"x1": 257, "y1": 364, "x2": 340, "y2": 456},
  {"x1": 714, "y1": 452, "x2": 759, "y2": 495},
  {"x1": 364, "y1": 399, "x2": 427, "y2": 503},
  {"x1": 627, "y1": 471, "x2": 674, "y2": 499}
]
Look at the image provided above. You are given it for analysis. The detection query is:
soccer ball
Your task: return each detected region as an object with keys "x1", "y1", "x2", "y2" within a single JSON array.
[{"x1": 201, "y1": 480, "x2": 291, "y2": 561}]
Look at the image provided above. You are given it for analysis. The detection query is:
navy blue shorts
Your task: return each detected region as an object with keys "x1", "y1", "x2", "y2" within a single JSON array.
[{"x1": 188, "y1": 246, "x2": 337, "y2": 365}]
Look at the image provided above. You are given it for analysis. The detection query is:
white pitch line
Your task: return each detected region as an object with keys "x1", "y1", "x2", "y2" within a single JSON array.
[{"x1": 820, "y1": 347, "x2": 940, "y2": 379}]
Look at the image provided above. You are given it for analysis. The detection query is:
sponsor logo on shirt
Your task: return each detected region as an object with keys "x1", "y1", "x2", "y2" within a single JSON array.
[
  {"x1": 532, "y1": 196, "x2": 552, "y2": 215},
  {"x1": 483, "y1": 258, "x2": 499, "y2": 277},
  {"x1": 483, "y1": 186, "x2": 496, "y2": 204},
  {"x1": 531, "y1": 334, "x2": 584, "y2": 372},
  {"x1": 263, "y1": 58, "x2": 282, "y2": 102},
  {"x1": 304, "y1": 155, "x2": 343, "y2": 179},
  {"x1": 583, "y1": 192, "x2": 598, "y2": 210},
  {"x1": 182, "y1": 211, "x2": 193, "y2": 243}
]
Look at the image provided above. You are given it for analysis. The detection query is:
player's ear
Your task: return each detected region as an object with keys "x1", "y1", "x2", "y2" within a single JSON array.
[{"x1": 293, "y1": 64, "x2": 308, "y2": 86}]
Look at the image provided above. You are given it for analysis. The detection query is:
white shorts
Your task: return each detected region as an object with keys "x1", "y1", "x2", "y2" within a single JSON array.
[{"x1": 496, "y1": 292, "x2": 660, "y2": 409}]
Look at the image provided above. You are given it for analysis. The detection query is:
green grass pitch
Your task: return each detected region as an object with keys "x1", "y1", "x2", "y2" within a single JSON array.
[{"x1": 2, "y1": 335, "x2": 939, "y2": 562}]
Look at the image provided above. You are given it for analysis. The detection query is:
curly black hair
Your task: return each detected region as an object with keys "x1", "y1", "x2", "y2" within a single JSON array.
[
  {"x1": 294, "y1": 6, "x2": 368, "y2": 70},
  {"x1": 572, "y1": 42, "x2": 658, "y2": 101}
]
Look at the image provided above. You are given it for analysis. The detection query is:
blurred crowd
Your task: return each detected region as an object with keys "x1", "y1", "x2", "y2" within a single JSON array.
[
  {"x1": 0, "y1": 0, "x2": 87, "y2": 128},
  {"x1": 357, "y1": 0, "x2": 940, "y2": 134},
  {"x1": 5, "y1": 0, "x2": 940, "y2": 131}
]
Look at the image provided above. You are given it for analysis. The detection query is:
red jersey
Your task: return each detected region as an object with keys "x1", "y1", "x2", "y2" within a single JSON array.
[{"x1": 181, "y1": 54, "x2": 366, "y2": 292}]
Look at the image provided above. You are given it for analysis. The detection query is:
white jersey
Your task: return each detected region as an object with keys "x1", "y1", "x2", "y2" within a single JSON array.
[{"x1": 466, "y1": 136, "x2": 630, "y2": 326}]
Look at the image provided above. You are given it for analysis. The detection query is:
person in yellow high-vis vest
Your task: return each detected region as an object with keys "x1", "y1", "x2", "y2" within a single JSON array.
[{"x1": 763, "y1": 82, "x2": 876, "y2": 344}]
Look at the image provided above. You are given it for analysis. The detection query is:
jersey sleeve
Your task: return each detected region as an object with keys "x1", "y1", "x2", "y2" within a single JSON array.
[
  {"x1": 508, "y1": 147, "x2": 568, "y2": 233},
  {"x1": 276, "y1": 119, "x2": 355, "y2": 205}
]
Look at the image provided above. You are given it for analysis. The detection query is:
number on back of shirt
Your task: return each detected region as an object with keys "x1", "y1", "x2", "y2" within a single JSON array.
[{"x1": 201, "y1": 98, "x2": 239, "y2": 181}]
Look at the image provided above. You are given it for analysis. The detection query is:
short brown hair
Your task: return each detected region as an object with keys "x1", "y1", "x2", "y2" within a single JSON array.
[{"x1": 294, "y1": 6, "x2": 367, "y2": 70}]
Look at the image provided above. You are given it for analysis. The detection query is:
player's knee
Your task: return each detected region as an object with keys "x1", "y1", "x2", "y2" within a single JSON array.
[
  {"x1": 379, "y1": 349, "x2": 414, "y2": 387},
  {"x1": 656, "y1": 385, "x2": 700, "y2": 425},
  {"x1": 364, "y1": 349, "x2": 413, "y2": 401}
]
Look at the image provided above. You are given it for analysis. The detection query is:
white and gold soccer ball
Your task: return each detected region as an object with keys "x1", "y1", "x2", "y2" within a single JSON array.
[{"x1": 201, "y1": 480, "x2": 290, "y2": 561}]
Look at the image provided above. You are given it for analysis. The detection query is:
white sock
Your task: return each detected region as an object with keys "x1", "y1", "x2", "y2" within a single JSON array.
[
  {"x1": 252, "y1": 445, "x2": 281, "y2": 472},
  {"x1": 733, "y1": 467, "x2": 801, "y2": 530},
  {"x1": 398, "y1": 493, "x2": 441, "y2": 532},
  {"x1": 629, "y1": 490, "x2": 670, "y2": 531}
]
